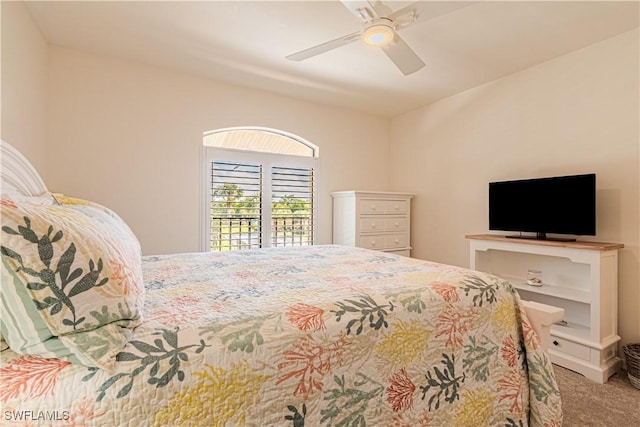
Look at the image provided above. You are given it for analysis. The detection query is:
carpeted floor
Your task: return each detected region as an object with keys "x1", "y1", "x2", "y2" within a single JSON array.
[{"x1": 553, "y1": 365, "x2": 640, "y2": 426}]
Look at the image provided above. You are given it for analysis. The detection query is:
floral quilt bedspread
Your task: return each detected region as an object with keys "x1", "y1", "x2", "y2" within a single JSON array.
[{"x1": 1, "y1": 245, "x2": 562, "y2": 426}]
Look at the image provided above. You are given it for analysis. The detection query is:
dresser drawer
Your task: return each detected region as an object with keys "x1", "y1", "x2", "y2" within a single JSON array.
[
  {"x1": 358, "y1": 199, "x2": 409, "y2": 215},
  {"x1": 385, "y1": 217, "x2": 408, "y2": 231},
  {"x1": 385, "y1": 233, "x2": 408, "y2": 249},
  {"x1": 550, "y1": 335, "x2": 591, "y2": 361},
  {"x1": 359, "y1": 217, "x2": 408, "y2": 233},
  {"x1": 384, "y1": 200, "x2": 408, "y2": 215},
  {"x1": 360, "y1": 233, "x2": 408, "y2": 251},
  {"x1": 359, "y1": 218, "x2": 384, "y2": 232}
]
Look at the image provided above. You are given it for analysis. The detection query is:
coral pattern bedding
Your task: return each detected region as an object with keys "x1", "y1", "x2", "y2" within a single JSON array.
[{"x1": 1, "y1": 245, "x2": 562, "y2": 426}]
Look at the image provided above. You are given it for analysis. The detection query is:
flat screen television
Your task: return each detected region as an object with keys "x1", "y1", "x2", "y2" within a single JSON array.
[{"x1": 489, "y1": 173, "x2": 596, "y2": 241}]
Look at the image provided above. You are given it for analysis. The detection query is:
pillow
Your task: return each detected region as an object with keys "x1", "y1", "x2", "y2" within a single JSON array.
[
  {"x1": 0, "y1": 198, "x2": 144, "y2": 370},
  {"x1": 1, "y1": 189, "x2": 57, "y2": 206},
  {"x1": 53, "y1": 193, "x2": 108, "y2": 209},
  {"x1": 52, "y1": 194, "x2": 141, "y2": 251}
]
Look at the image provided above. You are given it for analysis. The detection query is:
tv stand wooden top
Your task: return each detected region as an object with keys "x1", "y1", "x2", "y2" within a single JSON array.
[{"x1": 465, "y1": 234, "x2": 624, "y2": 251}]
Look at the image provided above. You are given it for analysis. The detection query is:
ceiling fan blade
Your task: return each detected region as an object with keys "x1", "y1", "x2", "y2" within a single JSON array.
[
  {"x1": 369, "y1": 1, "x2": 393, "y2": 17},
  {"x1": 382, "y1": 33, "x2": 425, "y2": 75},
  {"x1": 340, "y1": 0, "x2": 379, "y2": 23},
  {"x1": 390, "y1": 1, "x2": 475, "y2": 30},
  {"x1": 286, "y1": 31, "x2": 361, "y2": 61}
]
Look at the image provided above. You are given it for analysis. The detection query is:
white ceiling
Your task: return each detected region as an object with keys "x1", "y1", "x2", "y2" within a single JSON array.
[{"x1": 25, "y1": 1, "x2": 640, "y2": 118}]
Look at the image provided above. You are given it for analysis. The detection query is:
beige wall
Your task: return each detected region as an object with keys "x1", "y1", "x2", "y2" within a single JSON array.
[
  {"x1": 390, "y1": 29, "x2": 640, "y2": 344},
  {"x1": 1, "y1": 1, "x2": 48, "y2": 174},
  {"x1": 45, "y1": 46, "x2": 390, "y2": 255}
]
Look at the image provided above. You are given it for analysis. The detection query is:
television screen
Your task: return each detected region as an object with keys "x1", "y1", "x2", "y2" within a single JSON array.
[{"x1": 489, "y1": 174, "x2": 596, "y2": 240}]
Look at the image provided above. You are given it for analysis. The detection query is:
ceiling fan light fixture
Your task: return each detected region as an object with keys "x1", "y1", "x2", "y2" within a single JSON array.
[{"x1": 363, "y1": 20, "x2": 394, "y2": 47}]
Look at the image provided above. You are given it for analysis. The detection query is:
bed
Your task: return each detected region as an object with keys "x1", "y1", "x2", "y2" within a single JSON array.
[{"x1": 0, "y1": 140, "x2": 563, "y2": 426}]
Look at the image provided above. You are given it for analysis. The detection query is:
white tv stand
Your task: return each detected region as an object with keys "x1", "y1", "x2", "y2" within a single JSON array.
[{"x1": 466, "y1": 234, "x2": 623, "y2": 383}]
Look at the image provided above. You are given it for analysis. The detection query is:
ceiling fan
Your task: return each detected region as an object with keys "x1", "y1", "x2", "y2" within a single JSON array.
[{"x1": 286, "y1": 1, "x2": 430, "y2": 75}]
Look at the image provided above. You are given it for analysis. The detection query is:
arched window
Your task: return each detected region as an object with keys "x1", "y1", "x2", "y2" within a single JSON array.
[{"x1": 202, "y1": 127, "x2": 318, "y2": 252}]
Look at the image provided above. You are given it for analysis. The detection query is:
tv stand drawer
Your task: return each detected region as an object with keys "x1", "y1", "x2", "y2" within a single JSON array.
[{"x1": 550, "y1": 336, "x2": 590, "y2": 361}]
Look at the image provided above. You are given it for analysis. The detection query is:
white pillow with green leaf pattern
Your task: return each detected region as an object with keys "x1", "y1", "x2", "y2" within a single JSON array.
[{"x1": 0, "y1": 198, "x2": 144, "y2": 370}]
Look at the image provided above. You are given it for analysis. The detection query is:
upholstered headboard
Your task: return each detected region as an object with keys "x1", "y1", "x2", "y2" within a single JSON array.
[{"x1": 0, "y1": 140, "x2": 49, "y2": 197}]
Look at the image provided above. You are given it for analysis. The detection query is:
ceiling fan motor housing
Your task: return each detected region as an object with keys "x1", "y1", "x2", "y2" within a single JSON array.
[{"x1": 363, "y1": 18, "x2": 395, "y2": 47}]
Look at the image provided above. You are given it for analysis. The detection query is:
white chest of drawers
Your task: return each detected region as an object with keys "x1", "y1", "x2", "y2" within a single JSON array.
[{"x1": 331, "y1": 191, "x2": 414, "y2": 257}]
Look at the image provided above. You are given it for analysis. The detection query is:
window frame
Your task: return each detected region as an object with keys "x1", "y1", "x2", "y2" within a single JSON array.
[
  {"x1": 203, "y1": 126, "x2": 319, "y2": 157},
  {"x1": 200, "y1": 144, "x2": 318, "y2": 252}
]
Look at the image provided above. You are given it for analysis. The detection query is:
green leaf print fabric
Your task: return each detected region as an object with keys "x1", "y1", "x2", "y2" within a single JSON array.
[{"x1": 0, "y1": 198, "x2": 144, "y2": 370}]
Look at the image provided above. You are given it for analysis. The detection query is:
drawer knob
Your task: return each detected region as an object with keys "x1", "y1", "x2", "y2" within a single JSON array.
[
  {"x1": 393, "y1": 222, "x2": 399, "y2": 227},
  {"x1": 394, "y1": 238, "x2": 399, "y2": 243},
  {"x1": 371, "y1": 223, "x2": 377, "y2": 229},
  {"x1": 553, "y1": 340, "x2": 559, "y2": 346},
  {"x1": 371, "y1": 241, "x2": 376, "y2": 246},
  {"x1": 371, "y1": 205, "x2": 377, "y2": 211}
]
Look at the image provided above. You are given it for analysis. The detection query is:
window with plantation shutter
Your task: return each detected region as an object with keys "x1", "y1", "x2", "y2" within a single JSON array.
[
  {"x1": 271, "y1": 165, "x2": 314, "y2": 247},
  {"x1": 210, "y1": 161, "x2": 262, "y2": 251},
  {"x1": 202, "y1": 128, "x2": 318, "y2": 252}
]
